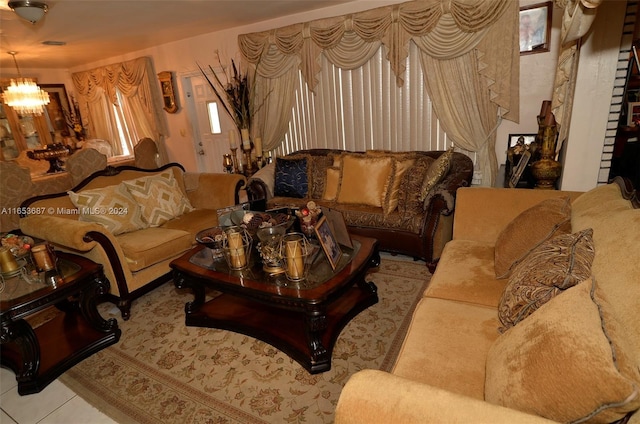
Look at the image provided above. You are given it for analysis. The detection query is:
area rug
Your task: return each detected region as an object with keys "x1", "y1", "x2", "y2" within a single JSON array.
[{"x1": 60, "y1": 256, "x2": 430, "y2": 424}]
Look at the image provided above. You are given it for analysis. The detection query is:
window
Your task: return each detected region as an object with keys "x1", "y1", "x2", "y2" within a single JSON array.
[
  {"x1": 278, "y1": 42, "x2": 451, "y2": 156},
  {"x1": 207, "y1": 101, "x2": 222, "y2": 134}
]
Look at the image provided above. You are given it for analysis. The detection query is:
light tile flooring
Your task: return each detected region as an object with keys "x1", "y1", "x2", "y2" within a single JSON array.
[
  {"x1": 0, "y1": 367, "x2": 116, "y2": 424},
  {"x1": 0, "y1": 252, "x2": 424, "y2": 424}
]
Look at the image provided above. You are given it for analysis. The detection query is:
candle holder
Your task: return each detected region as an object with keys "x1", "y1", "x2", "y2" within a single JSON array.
[
  {"x1": 230, "y1": 147, "x2": 240, "y2": 174},
  {"x1": 279, "y1": 233, "x2": 313, "y2": 281},
  {"x1": 222, "y1": 154, "x2": 234, "y2": 173},
  {"x1": 221, "y1": 226, "x2": 252, "y2": 270},
  {"x1": 242, "y1": 145, "x2": 254, "y2": 175}
]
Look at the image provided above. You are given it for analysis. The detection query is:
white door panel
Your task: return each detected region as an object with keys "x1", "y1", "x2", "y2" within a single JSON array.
[{"x1": 183, "y1": 74, "x2": 234, "y2": 173}]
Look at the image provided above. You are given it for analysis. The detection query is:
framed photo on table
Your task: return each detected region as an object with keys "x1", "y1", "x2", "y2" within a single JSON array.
[
  {"x1": 314, "y1": 216, "x2": 342, "y2": 270},
  {"x1": 519, "y1": 2, "x2": 552, "y2": 55},
  {"x1": 40, "y1": 84, "x2": 71, "y2": 134}
]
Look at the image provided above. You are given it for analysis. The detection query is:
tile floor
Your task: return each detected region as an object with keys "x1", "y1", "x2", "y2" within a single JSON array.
[{"x1": 0, "y1": 367, "x2": 116, "y2": 424}]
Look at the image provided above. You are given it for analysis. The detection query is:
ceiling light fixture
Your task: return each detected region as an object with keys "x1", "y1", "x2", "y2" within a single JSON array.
[
  {"x1": 1, "y1": 52, "x2": 50, "y2": 115},
  {"x1": 8, "y1": 0, "x2": 48, "y2": 24}
]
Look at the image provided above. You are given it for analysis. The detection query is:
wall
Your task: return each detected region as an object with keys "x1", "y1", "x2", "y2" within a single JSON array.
[{"x1": 20, "y1": 0, "x2": 622, "y2": 191}]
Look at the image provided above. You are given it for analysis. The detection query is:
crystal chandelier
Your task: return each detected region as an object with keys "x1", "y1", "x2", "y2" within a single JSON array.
[{"x1": 1, "y1": 52, "x2": 50, "y2": 115}]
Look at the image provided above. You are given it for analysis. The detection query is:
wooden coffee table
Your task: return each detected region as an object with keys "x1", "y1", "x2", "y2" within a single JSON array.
[
  {"x1": 171, "y1": 234, "x2": 379, "y2": 373},
  {"x1": 1, "y1": 252, "x2": 121, "y2": 395}
]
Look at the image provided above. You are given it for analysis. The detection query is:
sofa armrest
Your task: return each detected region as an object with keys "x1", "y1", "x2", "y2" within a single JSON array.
[
  {"x1": 335, "y1": 370, "x2": 557, "y2": 424},
  {"x1": 20, "y1": 215, "x2": 100, "y2": 252},
  {"x1": 452, "y1": 187, "x2": 583, "y2": 243},
  {"x1": 184, "y1": 173, "x2": 246, "y2": 209}
]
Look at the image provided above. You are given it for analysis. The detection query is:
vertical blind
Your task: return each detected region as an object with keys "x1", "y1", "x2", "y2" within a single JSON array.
[{"x1": 277, "y1": 42, "x2": 476, "y2": 164}]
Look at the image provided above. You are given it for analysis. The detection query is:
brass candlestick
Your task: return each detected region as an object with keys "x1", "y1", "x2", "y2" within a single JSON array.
[
  {"x1": 242, "y1": 145, "x2": 254, "y2": 175},
  {"x1": 230, "y1": 147, "x2": 240, "y2": 174}
]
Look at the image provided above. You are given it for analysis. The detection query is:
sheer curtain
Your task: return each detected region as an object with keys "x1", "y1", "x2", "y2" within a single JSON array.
[
  {"x1": 239, "y1": 0, "x2": 518, "y2": 186},
  {"x1": 71, "y1": 57, "x2": 168, "y2": 163}
]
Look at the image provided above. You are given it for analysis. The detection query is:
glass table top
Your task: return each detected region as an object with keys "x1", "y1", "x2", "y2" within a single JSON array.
[
  {"x1": 189, "y1": 240, "x2": 361, "y2": 290},
  {"x1": 0, "y1": 258, "x2": 82, "y2": 304}
]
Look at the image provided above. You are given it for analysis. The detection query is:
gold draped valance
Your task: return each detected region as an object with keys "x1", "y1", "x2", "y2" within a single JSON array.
[{"x1": 239, "y1": 0, "x2": 517, "y2": 120}]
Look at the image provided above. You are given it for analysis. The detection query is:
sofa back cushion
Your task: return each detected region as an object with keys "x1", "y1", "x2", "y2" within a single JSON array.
[
  {"x1": 337, "y1": 154, "x2": 393, "y2": 208},
  {"x1": 486, "y1": 278, "x2": 640, "y2": 423},
  {"x1": 494, "y1": 197, "x2": 572, "y2": 279},
  {"x1": 570, "y1": 181, "x2": 640, "y2": 367}
]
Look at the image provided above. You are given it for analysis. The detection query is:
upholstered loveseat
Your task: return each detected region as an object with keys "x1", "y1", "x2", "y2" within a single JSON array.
[
  {"x1": 335, "y1": 178, "x2": 640, "y2": 423},
  {"x1": 19, "y1": 163, "x2": 245, "y2": 320},
  {"x1": 246, "y1": 149, "x2": 473, "y2": 271}
]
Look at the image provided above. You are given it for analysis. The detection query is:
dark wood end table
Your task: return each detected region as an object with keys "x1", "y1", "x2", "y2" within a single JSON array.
[
  {"x1": 171, "y1": 234, "x2": 379, "y2": 374},
  {"x1": 1, "y1": 252, "x2": 121, "y2": 395}
]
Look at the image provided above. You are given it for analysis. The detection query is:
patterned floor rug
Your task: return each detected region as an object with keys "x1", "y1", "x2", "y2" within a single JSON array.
[{"x1": 60, "y1": 256, "x2": 431, "y2": 424}]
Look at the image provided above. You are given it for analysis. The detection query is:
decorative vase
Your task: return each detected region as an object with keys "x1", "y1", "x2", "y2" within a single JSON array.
[{"x1": 531, "y1": 122, "x2": 562, "y2": 189}]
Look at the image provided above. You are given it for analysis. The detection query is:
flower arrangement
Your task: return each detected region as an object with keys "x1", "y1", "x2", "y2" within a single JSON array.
[{"x1": 198, "y1": 52, "x2": 252, "y2": 132}]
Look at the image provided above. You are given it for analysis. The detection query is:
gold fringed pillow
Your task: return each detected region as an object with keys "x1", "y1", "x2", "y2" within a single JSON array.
[
  {"x1": 497, "y1": 228, "x2": 595, "y2": 332},
  {"x1": 419, "y1": 148, "x2": 454, "y2": 202},
  {"x1": 494, "y1": 197, "x2": 572, "y2": 279},
  {"x1": 486, "y1": 278, "x2": 640, "y2": 423},
  {"x1": 68, "y1": 183, "x2": 148, "y2": 235},
  {"x1": 322, "y1": 167, "x2": 341, "y2": 201},
  {"x1": 336, "y1": 154, "x2": 393, "y2": 208}
]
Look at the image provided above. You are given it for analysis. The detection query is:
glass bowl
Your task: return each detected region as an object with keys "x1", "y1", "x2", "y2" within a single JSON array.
[
  {"x1": 230, "y1": 210, "x2": 295, "y2": 235},
  {"x1": 195, "y1": 227, "x2": 226, "y2": 250}
]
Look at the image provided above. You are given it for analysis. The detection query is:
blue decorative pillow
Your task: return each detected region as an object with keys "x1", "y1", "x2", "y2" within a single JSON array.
[{"x1": 274, "y1": 157, "x2": 308, "y2": 198}]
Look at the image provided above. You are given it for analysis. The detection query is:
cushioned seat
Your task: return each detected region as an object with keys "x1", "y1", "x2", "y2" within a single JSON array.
[
  {"x1": 160, "y1": 208, "x2": 220, "y2": 239},
  {"x1": 116, "y1": 227, "x2": 193, "y2": 272},
  {"x1": 392, "y1": 297, "x2": 500, "y2": 400},
  {"x1": 425, "y1": 239, "x2": 505, "y2": 308}
]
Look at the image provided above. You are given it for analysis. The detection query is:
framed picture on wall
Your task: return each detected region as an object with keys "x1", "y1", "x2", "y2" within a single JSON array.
[
  {"x1": 519, "y1": 2, "x2": 552, "y2": 55},
  {"x1": 627, "y1": 101, "x2": 640, "y2": 126},
  {"x1": 40, "y1": 84, "x2": 71, "y2": 135}
]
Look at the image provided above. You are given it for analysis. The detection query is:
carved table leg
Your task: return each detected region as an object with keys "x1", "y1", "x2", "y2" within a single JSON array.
[
  {"x1": 304, "y1": 306, "x2": 330, "y2": 372},
  {"x1": 173, "y1": 271, "x2": 206, "y2": 315},
  {"x1": 1, "y1": 319, "x2": 40, "y2": 382},
  {"x1": 79, "y1": 274, "x2": 119, "y2": 332}
]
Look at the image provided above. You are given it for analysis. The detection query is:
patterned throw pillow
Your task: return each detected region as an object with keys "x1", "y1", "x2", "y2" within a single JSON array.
[
  {"x1": 397, "y1": 156, "x2": 435, "y2": 214},
  {"x1": 274, "y1": 157, "x2": 309, "y2": 198},
  {"x1": 494, "y1": 196, "x2": 572, "y2": 279},
  {"x1": 68, "y1": 183, "x2": 148, "y2": 235},
  {"x1": 123, "y1": 171, "x2": 194, "y2": 227},
  {"x1": 487, "y1": 278, "x2": 640, "y2": 423},
  {"x1": 498, "y1": 228, "x2": 595, "y2": 332},
  {"x1": 419, "y1": 148, "x2": 453, "y2": 202}
]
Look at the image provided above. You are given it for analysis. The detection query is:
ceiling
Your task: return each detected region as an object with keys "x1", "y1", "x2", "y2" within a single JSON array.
[{"x1": 0, "y1": 0, "x2": 356, "y2": 71}]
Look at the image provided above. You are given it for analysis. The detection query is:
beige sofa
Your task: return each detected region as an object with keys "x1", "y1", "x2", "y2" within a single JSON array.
[
  {"x1": 335, "y1": 178, "x2": 640, "y2": 423},
  {"x1": 20, "y1": 163, "x2": 245, "y2": 320},
  {"x1": 246, "y1": 149, "x2": 474, "y2": 271}
]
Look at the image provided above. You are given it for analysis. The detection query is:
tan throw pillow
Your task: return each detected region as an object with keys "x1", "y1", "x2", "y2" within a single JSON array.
[
  {"x1": 68, "y1": 184, "x2": 148, "y2": 235},
  {"x1": 494, "y1": 197, "x2": 571, "y2": 279},
  {"x1": 336, "y1": 154, "x2": 393, "y2": 208},
  {"x1": 486, "y1": 278, "x2": 640, "y2": 423},
  {"x1": 123, "y1": 171, "x2": 194, "y2": 227},
  {"x1": 497, "y1": 228, "x2": 595, "y2": 332},
  {"x1": 419, "y1": 148, "x2": 453, "y2": 202},
  {"x1": 322, "y1": 167, "x2": 341, "y2": 201}
]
